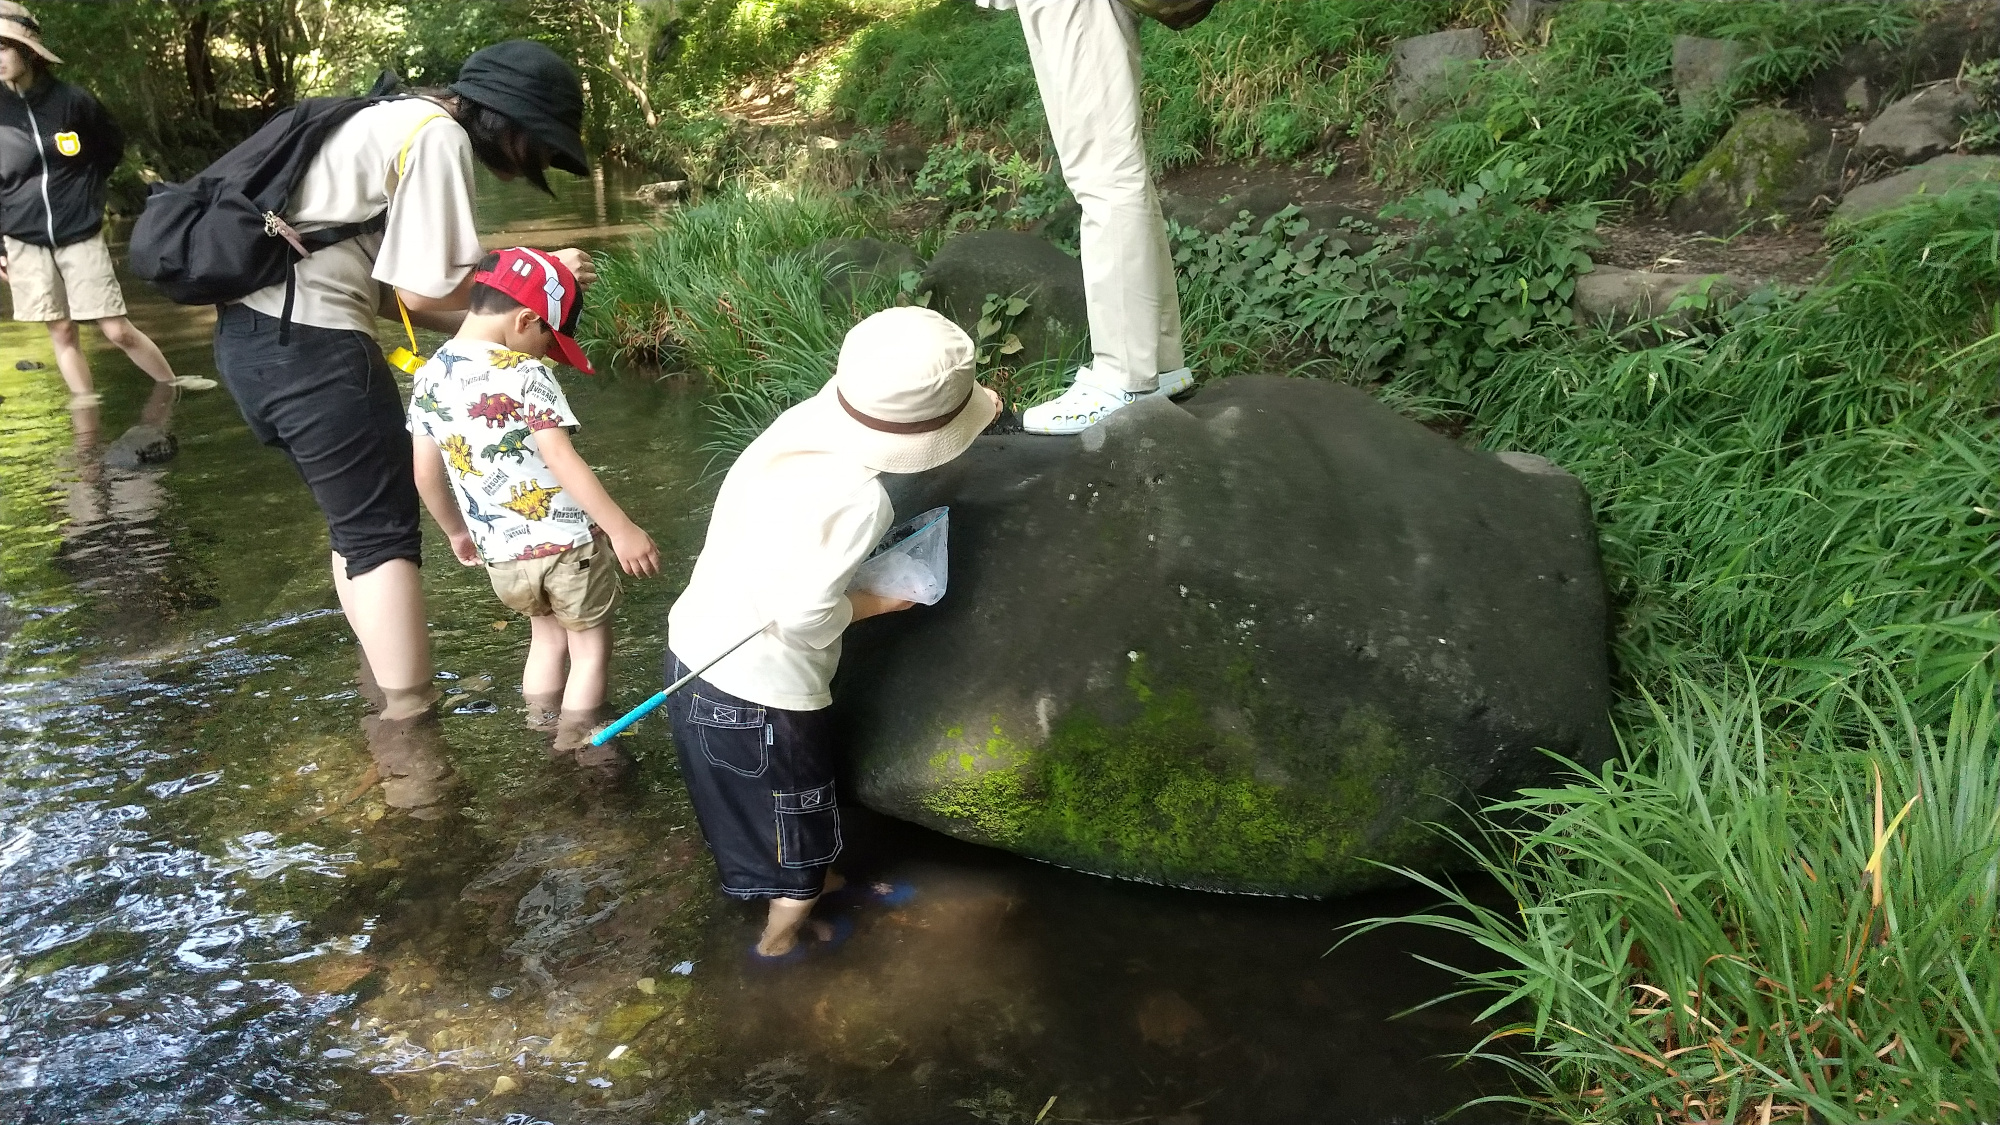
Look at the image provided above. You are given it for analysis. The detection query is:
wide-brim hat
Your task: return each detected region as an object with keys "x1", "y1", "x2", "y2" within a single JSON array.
[
  {"x1": 449, "y1": 40, "x2": 589, "y2": 179},
  {"x1": 0, "y1": 2, "x2": 60, "y2": 64},
  {"x1": 819, "y1": 306, "x2": 996, "y2": 475}
]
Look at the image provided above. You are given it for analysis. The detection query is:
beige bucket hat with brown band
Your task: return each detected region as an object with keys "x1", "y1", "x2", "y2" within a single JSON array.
[
  {"x1": 818, "y1": 306, "x2": 998, "y2": 475},
  {"x1": 0, "y1": 2, "x2": 59, "y2": 65}
]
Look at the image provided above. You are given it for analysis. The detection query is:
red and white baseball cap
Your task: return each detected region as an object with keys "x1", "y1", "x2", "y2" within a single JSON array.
[{"x1": 473, "y1": 247, "x2": 595, "y2": 374}]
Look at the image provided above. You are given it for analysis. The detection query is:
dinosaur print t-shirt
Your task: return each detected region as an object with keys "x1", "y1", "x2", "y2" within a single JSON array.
[{"x1": 406, "y1": 338, "x2": 595, "y2": 563}]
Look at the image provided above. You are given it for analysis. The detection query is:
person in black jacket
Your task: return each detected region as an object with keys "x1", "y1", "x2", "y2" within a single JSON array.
[{"x1": 0, "y1": 3, "x2": 211, "y2": 406}]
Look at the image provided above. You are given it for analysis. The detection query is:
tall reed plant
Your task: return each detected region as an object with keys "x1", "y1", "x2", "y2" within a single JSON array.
[
  {"x1": 577, "y1": 186, "x2": 893, "y2": 454},
  {"x1": 1350, "y1": 672, "x2": 2000, "y2": 1124}
]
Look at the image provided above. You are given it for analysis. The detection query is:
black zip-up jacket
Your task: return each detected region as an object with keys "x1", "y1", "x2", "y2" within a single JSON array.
[{"x1": 0, "y1": 77, "x2": 123, "y2": 249}]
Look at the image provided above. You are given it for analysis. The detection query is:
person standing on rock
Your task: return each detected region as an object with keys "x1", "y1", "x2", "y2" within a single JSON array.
[
  {"x1": 982, "y1": 0, "x2": 1214, "y2": 436},
  {"x1": 209, "y1": 41, "x2": 598, "y2": 813},
  {"x1": 0, "y1": 3, "x2": 212, "y2": 407}
]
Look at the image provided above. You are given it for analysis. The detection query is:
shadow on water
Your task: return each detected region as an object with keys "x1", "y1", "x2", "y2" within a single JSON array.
[{"x1": 0, "y1": 165, "x2": 1524, "y2": 1124}]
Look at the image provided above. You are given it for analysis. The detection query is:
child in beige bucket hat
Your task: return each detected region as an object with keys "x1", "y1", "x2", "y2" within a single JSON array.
[{"x1": 664, "y1": 305, "x2": 997, "y2": 961}]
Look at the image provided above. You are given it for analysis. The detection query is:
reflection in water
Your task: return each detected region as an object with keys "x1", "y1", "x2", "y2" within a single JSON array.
[{"x1": 0, "y1": 164, "x2": 1516, "y2": 1124}]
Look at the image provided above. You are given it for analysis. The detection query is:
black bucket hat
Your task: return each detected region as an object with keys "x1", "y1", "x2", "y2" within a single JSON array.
[{"x1": 449, "y1": 40, "x2": 590, "y2": 181}]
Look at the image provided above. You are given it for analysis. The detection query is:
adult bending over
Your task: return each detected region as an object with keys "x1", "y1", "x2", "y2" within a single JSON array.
[
  {"x1": 212, "y1": 40, "x2": 597, "y2": 735},
  {"x1": 0, "y1": 2, "x2": 209, "y2": 406}
]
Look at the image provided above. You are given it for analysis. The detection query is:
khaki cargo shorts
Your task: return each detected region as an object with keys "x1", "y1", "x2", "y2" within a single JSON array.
[
  {"x1": 487, "y1": 534, "x2": 623, "y2": 631},
  {"x1": 4, "y1": 232, "x2": 128, "y2": 322}
]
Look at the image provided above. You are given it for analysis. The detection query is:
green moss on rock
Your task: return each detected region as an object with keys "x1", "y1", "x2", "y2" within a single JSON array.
[
  {"x1": 1673, "y1": 106, "x2": 1824, "y2": 226},
  {"x1": 917, "y1": 652, "x2": 1460, "y2": 896}
]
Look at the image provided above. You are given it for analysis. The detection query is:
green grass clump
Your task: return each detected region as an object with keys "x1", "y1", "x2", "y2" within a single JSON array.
[
  {"x1": 577, "y1": 186, "x2": 894, "y2": 454},
  {"x1": 831, "y1": 0, "x2": 1481, "y2": 166},
  {"x1": 1390, "y1": 1, "x2": 1914, "y2": 201},
  {"x1": 1354, "y1": 182, "x2": 2000, "y2": 1123},
  {"x1": 1354, "y1": 672, "x2": 2000, "y2": 1124},
  {"x1": 1439, "y1": 183, "x2": 2000, "y2": 694}
]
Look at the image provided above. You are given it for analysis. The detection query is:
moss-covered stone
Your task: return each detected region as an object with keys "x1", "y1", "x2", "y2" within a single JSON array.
[
  {"x1": 836, "y1": 376, "x2": 1613, "y2": 899},
  {"x1": 1671, "y1": 106, "x2": 1836, "y2": 231},
  {"x1": 914, "y1": 653, "x2": 1460, "y2": 895}
]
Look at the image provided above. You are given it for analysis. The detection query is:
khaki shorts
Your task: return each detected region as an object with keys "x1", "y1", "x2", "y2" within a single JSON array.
[
  {"x1": 4, "y1": 232, "x2": 128, "y2": 322},
  {"x1": 487, "y1": 535, "x2": 623, "y2": 631}
]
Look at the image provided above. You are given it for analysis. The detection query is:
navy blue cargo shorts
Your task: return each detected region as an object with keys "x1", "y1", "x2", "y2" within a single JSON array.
[{"x1": 664, "y1": 653, "x2": 842, "y2": 900}]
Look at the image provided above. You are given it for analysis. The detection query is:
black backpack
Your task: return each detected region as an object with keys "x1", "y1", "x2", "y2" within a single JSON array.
[{"x1": 129, "y1": 72, "x2": 403, "y2": 334}]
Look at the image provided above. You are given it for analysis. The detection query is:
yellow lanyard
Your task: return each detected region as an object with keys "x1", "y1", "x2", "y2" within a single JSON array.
[{"x1": 386, "y1": 111, "x2": 452, "y2": 376}]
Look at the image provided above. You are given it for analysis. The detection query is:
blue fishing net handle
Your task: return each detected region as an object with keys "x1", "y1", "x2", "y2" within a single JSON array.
[{"x1": 590, "y1": 622, "x2": 768, "y2": 746}]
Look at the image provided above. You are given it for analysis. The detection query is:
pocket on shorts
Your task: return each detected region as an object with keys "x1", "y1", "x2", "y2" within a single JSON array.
[
  {"x1": 690, "y1": 693, "x2": 767, "y2": 777},
  {"x1": 774, "y1": 782, "x2": 842, "y2": 869}
]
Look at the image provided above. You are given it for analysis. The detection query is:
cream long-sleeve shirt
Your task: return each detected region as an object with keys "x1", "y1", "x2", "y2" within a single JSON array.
[{"x1": 667, "y1": 396, "x2": 895, "y2": 711}]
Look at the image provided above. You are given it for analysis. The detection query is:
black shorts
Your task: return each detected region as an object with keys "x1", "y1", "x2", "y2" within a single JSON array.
[
  {"x1": 212, "y1": 303, "x2": 420, "y2": 579},
  {"x1": 664, "y1": 653, "x2": 842, "y2": 900}
]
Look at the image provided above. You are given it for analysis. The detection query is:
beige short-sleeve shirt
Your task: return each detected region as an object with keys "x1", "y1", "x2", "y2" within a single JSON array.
[{"x1": 238, "y1": 98, "x2": 483, "y2": 333}]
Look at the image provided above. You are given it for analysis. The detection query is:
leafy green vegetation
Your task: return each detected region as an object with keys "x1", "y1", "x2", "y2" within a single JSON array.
[
  {"x1": 1447, "y1": 183, "x2": 2000, "y2": 692},
  {"x1": 1355, "y1": 672, "x2": 2000, "y2": 1123},
  {"x1": 1172, "y1": 161, "x2": 1600, "y2": 392},
  {"x1": 1336, "y1": 183, "x2": 2000, "y2": 1121},
  {"x1": 1387, "y1": 1, "x2": 1915, "y2": 201},
  {"x1": 831, "y1": 0, "x2": 1480, "y2": 166},
  {"x1": 576, "y1": 186, "x2": 887, "y2": 455}
]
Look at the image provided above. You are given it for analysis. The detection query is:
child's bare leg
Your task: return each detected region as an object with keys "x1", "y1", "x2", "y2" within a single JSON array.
[
  {"x1": 46, "y1": 318, "x2": 93, "y2": 398},
  {"x1": 758, "y1": 895, "x2": 822, "y2": 958},
  {"x1": 95, "y1": 316, "x2": 176, "y2": 383},
  {"x1": 523, "y1": 614, "x2": 570, "y2": 698},
  {"x1": 560, "y1": 622, "x2": 611, "y2": 713}
]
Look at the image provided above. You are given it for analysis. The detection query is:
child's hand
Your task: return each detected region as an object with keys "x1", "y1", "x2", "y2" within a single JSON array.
[
  {"x1": 448, "y1": 530, "x2": 481, "y2": 567},
  {"x1": 610, "y1": 525, "x2": 660, "y2": 577},
  {"x1": 849, "y1": 592, "x2": 916, "y2": 621}
]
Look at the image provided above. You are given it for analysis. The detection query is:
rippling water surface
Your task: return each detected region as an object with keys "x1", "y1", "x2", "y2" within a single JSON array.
[{"x1": 0, "y1": 166, "x2": 1516, "y2": 1125}]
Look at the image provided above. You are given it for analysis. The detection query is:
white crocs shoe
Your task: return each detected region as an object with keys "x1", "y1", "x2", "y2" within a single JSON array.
[
  {"x1": 1021, "y1": 366, "x2": 1198, "y2": 436},
  {"x1": 1021, "y1": 370, "x2": 1129, "y2": 435},
  {"x1": 1151, "y1": 366, "x2": 1195, "y2": 399}
]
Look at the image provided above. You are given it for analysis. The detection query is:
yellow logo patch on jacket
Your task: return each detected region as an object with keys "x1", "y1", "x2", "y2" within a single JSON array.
[{"x1": 52, "y1": 132, "x2": 80, "y2": 157}]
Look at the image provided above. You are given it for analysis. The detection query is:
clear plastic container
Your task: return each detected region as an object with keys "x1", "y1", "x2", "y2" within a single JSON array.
[{"x1": 847, "y1": 506, "x2": 949, "y2": 606}]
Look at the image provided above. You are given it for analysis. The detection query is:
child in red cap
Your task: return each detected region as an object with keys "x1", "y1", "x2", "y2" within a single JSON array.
[{"x1": 407, "y1": 247, "x2": 661, "y2": 778}]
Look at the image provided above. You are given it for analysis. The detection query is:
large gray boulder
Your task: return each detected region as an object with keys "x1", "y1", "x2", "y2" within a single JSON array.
[
  {"x1": 1670, "y1": 107, "x2": 1841, "y2": 230},
  {"x1": 1390, "y1": 29, "x2": 1485, "y2": 119},
  {"x1": 1673, "y1": 36, "x2": 1745, "y2": 103},
  {"x1": 1834, "y1": 154, "x2": 2000, "y2": 222},
  {"x1": 834, "y1": 376, "x2": 1614, "y2": 898},
  {"x1": 1857, "y1": 82, "x2": 1977, "y2": 164},
  {"x1": 1574, "y1": 265, "x2": 1747, "y2": 331},
  {"x1": 917, "y1": 231, "x2": 1087, "y2": 368},
  {"x1": 810, "y1": 237, "x2": 921, "y2": 310}
]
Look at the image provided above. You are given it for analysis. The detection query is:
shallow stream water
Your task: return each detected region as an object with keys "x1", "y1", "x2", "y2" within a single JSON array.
[{"x1": 0, "y1": 165, "x2": 1519, "y2": 1124}]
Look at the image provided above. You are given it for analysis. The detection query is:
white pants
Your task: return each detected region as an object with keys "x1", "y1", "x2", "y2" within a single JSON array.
[{"x1": 1015, "y1": 0, "x2": 1185, "y2": 393}]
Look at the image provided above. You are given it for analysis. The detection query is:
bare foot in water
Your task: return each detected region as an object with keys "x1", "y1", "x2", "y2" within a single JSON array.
[{"x1": 753, "y1": 879, "x2": 844, "y2": 958}]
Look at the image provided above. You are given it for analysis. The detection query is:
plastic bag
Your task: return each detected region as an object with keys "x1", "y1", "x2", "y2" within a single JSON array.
[{"x1": 847, "y1": 506, "x2": 949, "y2": 606}]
